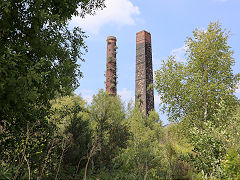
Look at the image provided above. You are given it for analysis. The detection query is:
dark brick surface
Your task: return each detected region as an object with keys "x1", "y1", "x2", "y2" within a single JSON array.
[{"x1": 135, "y1": 31, "x2": 154, "y2": 115}]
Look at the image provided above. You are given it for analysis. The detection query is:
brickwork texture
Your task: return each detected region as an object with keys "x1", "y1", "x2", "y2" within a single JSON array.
[
  {"x1": 135, "y1": 30, "x2": 154, "y2": 115},
  {"x1": 106, "y1": 36, "x2": 117, "y2": 96}
]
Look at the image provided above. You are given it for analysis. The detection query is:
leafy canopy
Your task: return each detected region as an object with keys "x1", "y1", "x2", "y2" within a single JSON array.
[
  {"x1": 155, "y1": 22, "x2": 239, "y2": 127},
  {"x1": 0, "y1": 0, "x2": 105, "y2": 122},
  {"x1": 0, "y1": 1, "x2": 105, "y2": 178}
]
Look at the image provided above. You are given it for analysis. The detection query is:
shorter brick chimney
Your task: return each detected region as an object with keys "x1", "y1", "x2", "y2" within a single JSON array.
[{"x1": 106, "y1": 36, "x2": 117, "y2": 96}]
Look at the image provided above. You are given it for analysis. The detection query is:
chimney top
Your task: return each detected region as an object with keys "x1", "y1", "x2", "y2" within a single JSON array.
[{"x1": 107, "y1": 36, "x2": 117, "y2": 41}]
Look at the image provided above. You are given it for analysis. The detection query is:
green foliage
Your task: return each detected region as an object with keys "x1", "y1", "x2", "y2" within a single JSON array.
[
  {"x1": 0, "y1": 0, "x2": 105, "y2": 178},
  {"x1": 155, "y1": 22, "x2": 239, "y2": 127},
  {"x1": 48, "y1": 95, "x2": 92, "y2": 178},
  {"x1": 0, "y1": 118, "x2": 58, "y2": 179},
  {"x1": 219, "y1": 106, "x2": 240, "y2": 179},
  {"x1": 114, "y1": 106, "x2": 162, "y2": 179},
  {"x1": 179, "y1": 106, "x2": 240, "y2": 179},
  {"x1": 49, "y1": 95, "x2": 87, "y2": 134},
  {"x1": 154, "y1": 56, "x2": 186, "y2": 122},
  {"x1": 108, "y1": 57, "x2": 116, "y2": 63},
  {"x1": 162, "y1": 124, "x2": 193, "y2": 179},
  {"x1": 89, "y1": 89, "x2": 129, "y2": 170},
  {"x1": 0, "y1": 0, "x2": 102, "y2": 125},
  {"x1": 0, "y1": 94, "x2": 93, "y2": 179},
  {"x1": 1, "y1": 8, "x2": 239, "y2": 179},
  {"x1": 221, "y1": 148, "x2": 240, "y2": 179},
  {"x1": 227, "y1": 106, "x2": 240, "y2": 147},
  {"x1": 112, "y1": 106, "x2": 192, "y2": 180},
  {"x1": 0, "y1": 0, "x2": 105, "y2": 129},
  {"x1": 184, "y1": 121, "x2": 227, "y2": 176},
  {"x1": 155, "y1": 21, "x2": 240, "y2": 179}
]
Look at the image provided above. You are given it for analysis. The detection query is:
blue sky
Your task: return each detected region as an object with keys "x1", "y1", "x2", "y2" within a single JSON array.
[{"x1": 70, "y1": 0, "x2": 240, "y2": 124}]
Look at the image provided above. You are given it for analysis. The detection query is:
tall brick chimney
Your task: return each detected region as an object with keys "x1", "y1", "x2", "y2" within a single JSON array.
[
  {"x1": 106, "y1": 36, "x2": 117, "y2": 96},
  {"x1": 135, "y1": 30, "x2": 154, "y2": 115}
]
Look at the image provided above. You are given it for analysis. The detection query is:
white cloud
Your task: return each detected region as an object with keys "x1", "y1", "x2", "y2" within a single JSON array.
[
  {"x1": 79, "y1": 89, "x2": 94, "y2": 104},
  {"x1": 118, "y1": 88, "x2": 134, "y2": 103},
  {"x1": 170, "y1": 44, "x2": 188, "y2": 62},
  {"x1": 70, "y1": 0, "x2": 140, "y2": 34}
]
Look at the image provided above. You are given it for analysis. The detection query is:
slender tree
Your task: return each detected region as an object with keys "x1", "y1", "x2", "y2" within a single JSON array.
[{"x1": 155, "y1": 22, "x2": 239, "y2": 128}]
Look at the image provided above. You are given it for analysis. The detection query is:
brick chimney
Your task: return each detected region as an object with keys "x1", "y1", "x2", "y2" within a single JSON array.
[
  {"x1": 135, "y1": 30, "x2": 154, "y2": 115},
  {"x1": 106, "y1": 36, "x2": 117, "y2": 96}
]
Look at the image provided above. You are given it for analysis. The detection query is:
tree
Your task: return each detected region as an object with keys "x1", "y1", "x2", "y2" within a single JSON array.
[
  {"x1": 0, "y1": 0, "x2": 105, "y2": 178},
  {"x1": 155, "y1": 22, "x2": 240, "y2": 178},
  {"x1": 89, "y1": 89, "x2": 129, "y2": 170},
  {"x1": 185, "y1": 121, "x2": 227, "y2": 177},
  {"x1": 219, "y1": 105, "x2": 240, "y2": 179},
  {"x1": 0, "y1": 0, "x2": 105, "y2": 128},
  {"x1": 183, "y1": 105, "x2": 240, "y2": 178},
  {"x1": 113, "y1": 104, "x2": 164, "y2": 179},
  {"x1": 155, "y1": 22, "x2": 239, "y2": 128},
  {"x1": 48, "y1": 95, "x2": 92, "y2": 179}
]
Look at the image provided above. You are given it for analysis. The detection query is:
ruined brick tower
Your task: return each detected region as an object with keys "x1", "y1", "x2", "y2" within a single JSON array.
[
  {"x1": 106, "y1": 36, "x2": 117, "y2": 96},
  {"x1": 135, "y1": 30, "x2": 154, "y2": 115}
]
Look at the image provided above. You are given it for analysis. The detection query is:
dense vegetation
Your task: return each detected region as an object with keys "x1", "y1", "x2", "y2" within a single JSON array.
[{"x1": 0, "y1": 0, "x2": 239, "y2": 179}]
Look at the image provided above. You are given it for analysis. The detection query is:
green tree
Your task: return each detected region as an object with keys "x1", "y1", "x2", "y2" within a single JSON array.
[
  {"x1": 0, "y1": 0, "x2": 105, "y2": 178},
  {"x1": 49, "y1": 95, "x2": 87, "y2": 134},
  {"x1": 48, "y1": 95, "x2": 92, "y2": 179},
  {"x1": 0, "y1": 0, "x2": 105, "y2": 131},
  {"x1": 221, "y1": 148, "x2": 240, "y2": 179},
  {"x1": 155, "y1": 22, "x2": 240, "y2": 178},
  {"x1": 219, "y1": 105, "x2": 240, "y2": 179},
  {"x1": 0, "y1": 94, "x2": 93, "y2": 179},
  {"x1": 185, "y1": 121, "x2": 227, "y2": 177},
  {"x1": 113, "y1": 104, "x2": 164, "y2": 179},
  {"x1": 155, "y1": 22, "x2": 239, "y2": 128},
  {"x1": 89, "y1": 89, "x2": 129, "y2": 171}
]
